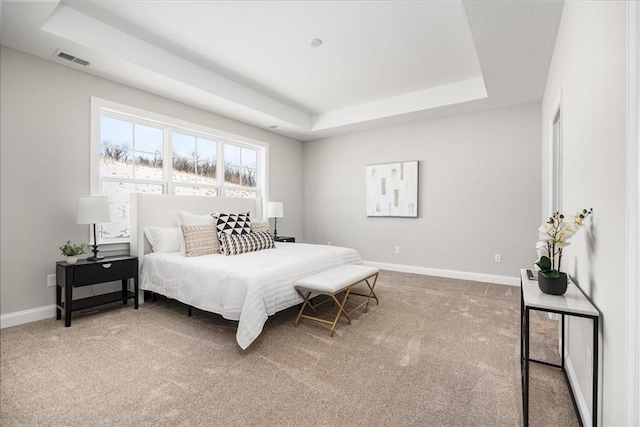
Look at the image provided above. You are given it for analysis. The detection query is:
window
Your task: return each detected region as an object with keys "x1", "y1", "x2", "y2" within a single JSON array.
[
  {"x1": 91, "y1": 98, "x2": 267, "y2": 243},
  {"x1": 223, "y1": 144, "x2": 259, "y2": 197},
  {"x1": 172, "y1": 132, "x2": 219, "y2": 196}
]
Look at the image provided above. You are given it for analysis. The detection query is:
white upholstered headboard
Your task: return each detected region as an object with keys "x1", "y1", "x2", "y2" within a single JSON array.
[{"x1": 130, "y1": 194, "x2": 263, "y2": 260}]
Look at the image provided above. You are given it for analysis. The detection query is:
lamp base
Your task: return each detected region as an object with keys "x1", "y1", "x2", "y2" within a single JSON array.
[{"x1": 87, "y1": 242, "x2": 104, "y2": 262}]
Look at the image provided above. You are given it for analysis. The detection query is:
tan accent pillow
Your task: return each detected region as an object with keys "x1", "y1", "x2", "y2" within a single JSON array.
[
  {"x1": 175, "y1": 211, "x2": 215, "y2": 254},
  {"x1": 181, "y1": 224, "x2": 220, "y2": 257},
  {"x1": 250, "y1": 221, "x2": 270, "y2": 233}
]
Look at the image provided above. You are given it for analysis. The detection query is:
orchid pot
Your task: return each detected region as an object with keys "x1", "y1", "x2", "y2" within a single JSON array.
[{"x1": 535, "y1": 209, "x2": 592, "y2": 296}]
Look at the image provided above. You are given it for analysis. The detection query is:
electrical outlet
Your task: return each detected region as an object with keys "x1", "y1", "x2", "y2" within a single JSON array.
[
  {"x1": 395, "y1": 246, "x2": 400, "y2": 254},
  {"x1": 47, "y1": 274, "x2": 56, "y2": 287},
  {"x1": 494, "y1": 254, "x2": 502, "y2": 263}
]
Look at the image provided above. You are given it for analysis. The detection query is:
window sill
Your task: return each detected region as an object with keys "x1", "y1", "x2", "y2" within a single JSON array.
[{"x1": 97, "y1": 241, "x2": 130, "y2": 257}]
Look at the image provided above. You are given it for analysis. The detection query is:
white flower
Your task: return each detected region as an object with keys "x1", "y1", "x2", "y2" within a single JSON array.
[
  {"x1": 559, "y1": 226, "x2": 577, "y2": 239},
  {"x1": 535, "y1": 208, "x2": 592, "y2": 272},
  {"x1": 537, "y1": 232, "x2": 552, "y2": 242},
  {"x1": 538, "y1": 223, "x2": 553, "y2": 233}
]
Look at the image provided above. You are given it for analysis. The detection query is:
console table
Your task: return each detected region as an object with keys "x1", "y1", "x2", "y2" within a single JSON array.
[{"x1": 520, "y1": 269, "x2": 600, "y2": 426}]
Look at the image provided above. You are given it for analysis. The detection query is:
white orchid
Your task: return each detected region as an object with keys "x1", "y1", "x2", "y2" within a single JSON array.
[
  {"x1": 560, "y1": 222, "x2": 577, "y2": 235},
  {"x1": 536, "y1": 208, "x2": 592, "y2": 277},
  {"x1": 538, "y1": 223, "x2": 553, "y2": 233},
  {"x1": 573, "y1": 212, "x2": 587, "y2": 226}
]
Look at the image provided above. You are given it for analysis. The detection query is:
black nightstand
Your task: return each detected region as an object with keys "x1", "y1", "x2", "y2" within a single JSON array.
[
  {"x1": 274, "y1": 236, "x2": 295, "y2": 243},
  {"x1": 56, "y1": 256, "x2": 139, "y2": 327}
]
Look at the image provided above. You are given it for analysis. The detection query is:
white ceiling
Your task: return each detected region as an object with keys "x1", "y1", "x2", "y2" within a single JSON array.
[{"x1": 0, "y1": 0, "x2": 564, "y2": 141}]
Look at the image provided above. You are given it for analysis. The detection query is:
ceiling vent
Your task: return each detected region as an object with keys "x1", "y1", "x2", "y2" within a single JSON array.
[{"x1": 54, "y1": 50, "x2": 90, "y2": 66}]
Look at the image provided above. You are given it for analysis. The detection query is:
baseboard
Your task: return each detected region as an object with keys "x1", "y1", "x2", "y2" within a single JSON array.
[
  {"x1": 1, "y1": 264, "x2": 517, "y2": 329},
  {"x1": 564, "y1": 353, "x2": 592, "y2": 426},
  {"x1": 0, "y1": 305, "x2": 56, "y2": 329},
  {"x1": 362, "y1": 261, "x2": 520, "y2": 286}
]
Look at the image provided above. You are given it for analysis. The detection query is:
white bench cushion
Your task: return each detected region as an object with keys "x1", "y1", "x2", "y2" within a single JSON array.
[{"x1": 294, "y1": 264, "x2": 379, "y2": 294}]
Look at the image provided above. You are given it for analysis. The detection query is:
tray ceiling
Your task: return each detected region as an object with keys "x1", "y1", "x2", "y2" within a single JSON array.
[{"x1": 0, "y1": 0, "x2": 563, "y2": 141}]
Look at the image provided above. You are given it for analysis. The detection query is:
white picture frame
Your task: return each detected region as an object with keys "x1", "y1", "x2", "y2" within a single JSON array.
[{"x1": 366, "y1": 161, "x2": 419, "y2": 217}]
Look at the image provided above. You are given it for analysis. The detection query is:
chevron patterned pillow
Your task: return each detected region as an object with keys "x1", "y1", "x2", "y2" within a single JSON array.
[
  {"x1": 219, "y1": 230, "x2": 275, "y2": 256},
  {"x1": 212, "y1": 212, "x2": 252, "y2": 236}
]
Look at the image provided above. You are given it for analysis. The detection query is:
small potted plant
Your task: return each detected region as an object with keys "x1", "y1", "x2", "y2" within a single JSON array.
[
  {"x1": 59, "y1": 241, "x2": 86, "y2": 265},
  {"x1": 535, "y1": 208, "x2": 592, "y2": 295}
]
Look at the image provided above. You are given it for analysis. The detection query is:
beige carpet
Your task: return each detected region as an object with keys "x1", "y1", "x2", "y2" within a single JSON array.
[{"x1": 1, "y1": 271, "x2": 578, "y2": 426}]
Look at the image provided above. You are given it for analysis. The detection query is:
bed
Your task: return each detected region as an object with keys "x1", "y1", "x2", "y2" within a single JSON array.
[{"x1": 130, "y1": 194, "x2": 362, "y2": 349}]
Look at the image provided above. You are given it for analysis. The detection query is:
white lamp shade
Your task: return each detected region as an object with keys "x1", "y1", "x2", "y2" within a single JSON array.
[
  {"x1": 268, "y1": 202, "x2": 284, "y2": 218},
  {"x1": 77, "y1": 196, "x2": 111, "y2": 224}
]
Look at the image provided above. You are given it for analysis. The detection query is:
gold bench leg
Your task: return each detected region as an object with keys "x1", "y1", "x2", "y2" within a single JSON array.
[
  {"x1": 329, "y1": 288, "x2": 352, "y2": 337},
  {"x1": 294, "y1": 291, "x2": 312, "y2": 327},
  {"x1": 345, "y1": 272, "x2": 380, "y2": 313},
  {"x1": 295, "y1": 288, "x2": 354, "y2": 336},
  {"x1": 364, "y1": 272, "x2": 379, "y2": 312}
]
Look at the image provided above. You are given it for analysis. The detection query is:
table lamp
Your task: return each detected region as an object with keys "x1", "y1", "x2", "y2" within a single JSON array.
[
  {"x1": 77, "y1": 196, "x2": 111, "y2": 261},
  {"x1": 267, "y1": 202, "x2": 284, "y2": 239}
]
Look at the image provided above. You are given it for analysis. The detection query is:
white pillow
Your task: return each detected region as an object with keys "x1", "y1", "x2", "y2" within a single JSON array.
[
  {"x1": 175, "y1": 211, "x2": 216, "y2": 253},
  {"x1": 143, "y1": 227, "x2": 181, "y2": 253}
]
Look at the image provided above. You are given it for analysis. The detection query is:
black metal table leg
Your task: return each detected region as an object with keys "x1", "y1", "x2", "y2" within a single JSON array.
[
  {"x1": 134, "y1": 273, "x2": 139, "y2": 309},
  {"x1": 592, "y1": 317, "x2": 599, "y2": 426},
  {"x1": 524, "y1": 306, "x2": 530, "y2": 427},
  {"x1": 56, "y1": 284, "x2": 62, "y2": 320},
  {"x1": 520, "y1": 285, "x2": 525, "y2": 418},
  {"x1": 561, "y1": 314, "x2": 565, "y2": 369},
  {"x1": 64, "y1": 281, "x2": 72, "y2": 327},
  {"x1": 122, "y1": 279, "x2": 128, "y2": 305}
]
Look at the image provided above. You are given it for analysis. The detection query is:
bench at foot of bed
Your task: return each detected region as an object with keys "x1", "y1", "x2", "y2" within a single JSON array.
[{"x1": 293, "y1": 264, "x2": 379, "y2": 336}]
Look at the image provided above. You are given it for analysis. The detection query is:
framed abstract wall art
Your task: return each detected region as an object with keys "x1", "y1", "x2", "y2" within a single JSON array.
[{"x1": 366, "y1": 160, "x2": 419, "y2": 217}]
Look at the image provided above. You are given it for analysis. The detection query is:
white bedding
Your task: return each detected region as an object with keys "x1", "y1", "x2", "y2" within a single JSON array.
[{"x1": 140, "y1": 242, "x2": 362, "y2": 349}]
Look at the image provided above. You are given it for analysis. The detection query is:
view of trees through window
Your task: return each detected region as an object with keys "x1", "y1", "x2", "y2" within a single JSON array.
[
  {"x1": 224, "y1": 144, "x2": 257, "y2": 188},
  {"x1": 100, "y1": 116, "x2": 164, "y2": 181},
  {"x1": 97, "y1": 112, "x2": 263, "y2": 241},
  {"x1": 172, "y1": 132, "x2": 217, "y2": 186}
]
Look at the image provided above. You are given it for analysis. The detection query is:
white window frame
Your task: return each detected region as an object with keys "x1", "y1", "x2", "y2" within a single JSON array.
[
  {"x1": 551, "y1": 107, "x2": 563, "y2": 213},
  {"x1": 90, "y1": 97, "x2": 269, "y2": 244}
]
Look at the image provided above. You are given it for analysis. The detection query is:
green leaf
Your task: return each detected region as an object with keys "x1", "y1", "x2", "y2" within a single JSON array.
[
  {"x1": 541, "y1": 270, "x2": 560, "y2": 278},
  {"x1": 535, "y1": 256, "x2": 552, "y2": 271}
]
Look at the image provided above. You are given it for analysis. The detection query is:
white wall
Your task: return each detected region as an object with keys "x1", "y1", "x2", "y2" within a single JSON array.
[
  {"x1": 0, "y1": 46, "x2": 304, "y2": 317},
  {"x1": 542, "y1": 2, "x2": 628, "y2": 425},
  {"x1": 304, "y1": 102, "x2": 541, "y2": 280}
]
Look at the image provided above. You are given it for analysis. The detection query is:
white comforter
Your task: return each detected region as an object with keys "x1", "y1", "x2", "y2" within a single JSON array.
[{"x1": 140, "y1": 243, "x2": 362, "y2": 349}]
